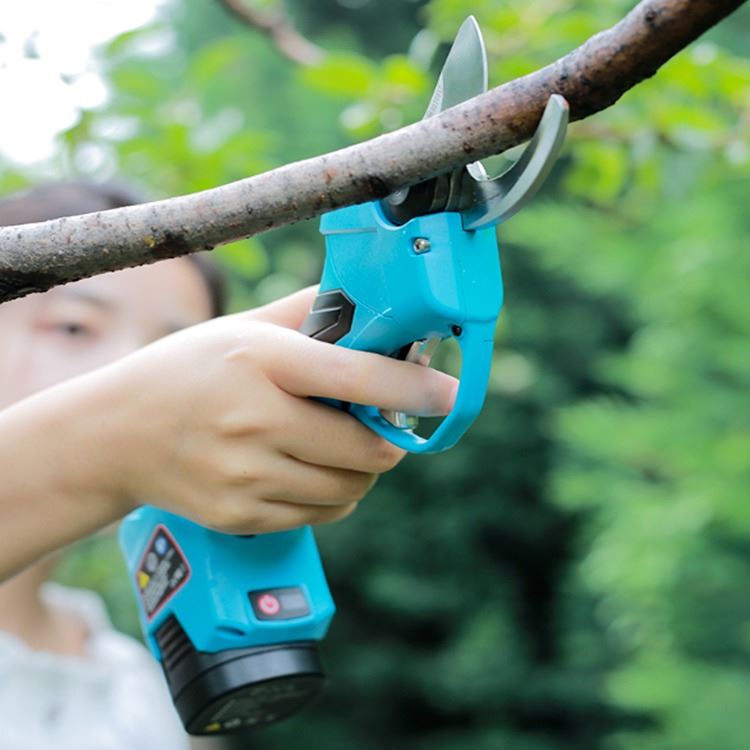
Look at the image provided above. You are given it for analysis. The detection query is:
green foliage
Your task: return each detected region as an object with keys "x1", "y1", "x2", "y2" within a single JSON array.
[
  {"x1": 530, "y1": 179, "x2": 750, "y2": 750},
  {"x1": 12, "y1": 0, "x2": 748, "y2": 748},
  {"x1": 54, "y1": 531, "x2": 141, "y2": 638}
]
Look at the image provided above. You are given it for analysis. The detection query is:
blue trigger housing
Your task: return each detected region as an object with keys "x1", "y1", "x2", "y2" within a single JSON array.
[{"x1": 315, "y1": 199, "x2": 503, "y2": 454}]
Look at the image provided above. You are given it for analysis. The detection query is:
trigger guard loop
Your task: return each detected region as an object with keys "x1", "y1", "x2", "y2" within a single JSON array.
[{"x1": 350, "y1": 324, "x2": 496, "y2": 455}]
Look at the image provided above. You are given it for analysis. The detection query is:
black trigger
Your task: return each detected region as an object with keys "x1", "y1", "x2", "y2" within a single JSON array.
[
  {"x1": 394, "y1": 343, "x2": 413, "y2": 361},
  {"x1": 300, "y1": 290, "x2": 355, "y2": 344}
]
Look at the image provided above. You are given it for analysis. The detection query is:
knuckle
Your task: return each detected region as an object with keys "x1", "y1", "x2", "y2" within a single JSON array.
[
  {"x1": 344, "y1": 471, "x2": 377, "y2": 503},
  {"x1": 214, "y1": 406, "x2": 260, "y2": 438},
  {"x1": 206, "y1": 498, "x2": 262, "y2": 535},
  {"x1": 206, "y1": 448, "x2": 263, "y2": 489},
  {"x1": 315, "y1": 501, "x2": 359, "y2": 526},
  {"x1": 215, "y1": 411, "x2": 250, "y2": 438},
  {"x1": 361, "y1": 472, "x2": 379, "y2": 497},
  {"x1": 370, "y1": 438, "x2": 405, "y2": 473},
  {"x1": 336, "y1": 501, "x2": 360, "y2": 521},
  {"x1": 223, "y1": 342, "x2": 258, "y2": 367},
  {"x1": 215, "y1": 392, "x2": 283, "y2": 439},
  {"x1": 223, "y1": 338, "x2": 270, "y2": 382},
  {"x1": 325, "y1": 469, "x2": 373, "y2": 506},
  {"x1": 223, "y1": 461, "x2": 262, "y2": 488}
]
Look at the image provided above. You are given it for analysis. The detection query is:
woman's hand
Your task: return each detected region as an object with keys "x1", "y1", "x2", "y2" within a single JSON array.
[
  {"x1": 0, "y1": 286, "x2": 457, "y2": 579},
  {"x1": 96, "y1": 286, "x2": 457, "y2": 534}
]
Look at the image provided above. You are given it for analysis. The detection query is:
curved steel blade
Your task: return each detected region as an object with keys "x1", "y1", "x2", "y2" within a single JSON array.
[
  {"x1": 424, "y1": 16, "x2": 488, "y2": 119},
  {"x1": 388, "y1": 16, "x2": 488, "y2": 209},
  {"x1": 462, "y1": 94, "x2": 569, "y2": 231}
]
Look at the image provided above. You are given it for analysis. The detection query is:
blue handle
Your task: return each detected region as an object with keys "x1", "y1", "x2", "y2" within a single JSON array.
[
  {"x1": 304, "y1": 200, "x2": 503, "y2": 455},
  {"x1": 119, "y1": 509, "x2": 334, "y2": 659},
  {"x1": 351, "y1": 321, "x2": 496, "y2": 453}
]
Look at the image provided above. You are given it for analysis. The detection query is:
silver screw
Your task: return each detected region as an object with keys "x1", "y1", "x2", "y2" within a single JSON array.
[{"x1": 412, "y1": 237, "x2": 431, "y2": 254}]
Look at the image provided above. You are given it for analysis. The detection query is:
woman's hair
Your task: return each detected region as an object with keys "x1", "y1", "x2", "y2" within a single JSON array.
[
  {"x1": 0, "y1": 181, "x2": 226, "y2": 318},
  {"x1": 183, "y1": 253, "x2": 226, "y2": 319}
]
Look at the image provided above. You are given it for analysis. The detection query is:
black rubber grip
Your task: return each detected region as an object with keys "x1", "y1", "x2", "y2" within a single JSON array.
[{"x1": 300, "y1": 289, "x2": 355, "y2": 344}]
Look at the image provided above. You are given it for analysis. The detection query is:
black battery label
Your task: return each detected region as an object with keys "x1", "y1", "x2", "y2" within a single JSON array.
[{"x1": 136, "y1": 525, "x2": 191, "y2": 619}]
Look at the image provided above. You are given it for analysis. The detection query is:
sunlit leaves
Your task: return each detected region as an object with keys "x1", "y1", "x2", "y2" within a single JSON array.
[
  {"x1": 565, "y1": 139, "x2": 630, "y2": 203},
  {"x1": 301, "y1": 52, "x2": 428, "y2": 137},
  {"x1": 302, "y1": 53, "x2": 378, "y2": 97}
]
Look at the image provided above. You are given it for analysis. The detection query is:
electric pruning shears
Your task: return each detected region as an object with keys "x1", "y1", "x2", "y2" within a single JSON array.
[{"x1": 119, "y1": 16, "x2": 568, "y2": 735}]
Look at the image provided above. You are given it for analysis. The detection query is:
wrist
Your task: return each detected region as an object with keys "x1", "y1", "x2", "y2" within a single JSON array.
[
  {"x1": 21, "y1": 367, "x2": 136, "y2": 522},
  {"x1": 58, "y1": 365, "x2": 140, "y2": 518},
  {"x1": 0, "y1": 369, "x2": 136, "y2": 579}
]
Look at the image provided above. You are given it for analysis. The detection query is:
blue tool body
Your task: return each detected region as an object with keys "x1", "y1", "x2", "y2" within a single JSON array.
[
  {"x1": 315, "y1": 200, "x2": 503, "y2": 452},
  {"x1": 119, "y1": 510, "x2": 334, "y2": 658}
]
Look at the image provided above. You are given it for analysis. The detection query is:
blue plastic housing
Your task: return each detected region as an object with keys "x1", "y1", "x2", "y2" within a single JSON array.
[
  {"x1": 318, "y1": 201, "x2": 503, "y2": 452},
  {"x1": 119, "y1": 508, "x2": 334, "y2": 660}
]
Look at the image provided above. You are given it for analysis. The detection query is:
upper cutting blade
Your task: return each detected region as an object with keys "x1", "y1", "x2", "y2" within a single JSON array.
[{"x1": 424, "y1": 16, "x2": 488, "y2": 119}]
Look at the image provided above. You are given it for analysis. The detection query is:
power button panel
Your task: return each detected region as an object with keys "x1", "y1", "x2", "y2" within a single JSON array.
[{"x1": 249, "y1": 587, "x2": 310, "y2": 621}]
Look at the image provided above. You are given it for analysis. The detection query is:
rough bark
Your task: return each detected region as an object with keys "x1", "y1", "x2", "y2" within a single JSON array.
[{"x1": 0, "y1": 0, "x2": 746, "y2": 303}]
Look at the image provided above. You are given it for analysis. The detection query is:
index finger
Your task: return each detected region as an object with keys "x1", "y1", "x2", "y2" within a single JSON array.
[{"x1": 262, "y1": 326, "x2": 458, "y2": 417}]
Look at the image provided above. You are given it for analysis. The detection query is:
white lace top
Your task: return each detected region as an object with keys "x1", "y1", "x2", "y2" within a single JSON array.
[{"x1": 0, "y1": 583, "x2": 189, "y2": 750}]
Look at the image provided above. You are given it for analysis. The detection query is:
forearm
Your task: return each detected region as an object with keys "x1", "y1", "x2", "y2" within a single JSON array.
[
  {"x1": 0, "y1": 370, "x2": 128, "y2": 581},
  {"x1": 0, "y1": 297, "x2": 457, "y2": 581}
]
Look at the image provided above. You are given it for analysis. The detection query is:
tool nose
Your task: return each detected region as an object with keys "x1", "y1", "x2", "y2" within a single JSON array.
[{"x1": 461, "y1": 94, "x2": 569, "y2": 231}]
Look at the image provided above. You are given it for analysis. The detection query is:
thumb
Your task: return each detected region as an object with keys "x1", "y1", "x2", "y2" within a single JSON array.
[{"x1": 243, "y1": 285, "x2": 319, "y2": 329}]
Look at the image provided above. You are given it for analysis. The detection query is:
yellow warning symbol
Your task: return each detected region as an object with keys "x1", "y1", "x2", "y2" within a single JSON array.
[{"x1": 137, "y1": 571, "x2": 150, "y2": 589}]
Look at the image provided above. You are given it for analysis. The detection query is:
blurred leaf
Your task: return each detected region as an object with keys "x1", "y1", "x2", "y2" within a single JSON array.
[{"x1": 301, "y1": 53, "x2": 378, "y2": 97}]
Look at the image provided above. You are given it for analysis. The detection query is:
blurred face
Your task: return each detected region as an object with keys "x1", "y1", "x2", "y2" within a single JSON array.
[{"x1": 0, "y1": 259, "x2": 213, "y2": 409}]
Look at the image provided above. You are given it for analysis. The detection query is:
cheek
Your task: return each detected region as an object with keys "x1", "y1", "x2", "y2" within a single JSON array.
[
  {"x1": 0, "y1": 340, "x2": 73, "y2": 408},
  {"x1": 0, "y1": 326, "x2": 120, "y2": 408},
  {"x1": 0, "y1": 350, "x2": 31, "y2": 411},
  {"x1": 0, "y1": 310, "x2": 38, "y2": 408}
]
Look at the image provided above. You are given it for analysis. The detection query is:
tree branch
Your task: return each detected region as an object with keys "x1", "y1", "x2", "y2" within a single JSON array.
[
  {"x1": 216, "y1": 0, "x2": 325, "y2": 66},
  {"x1": 0, "y1": 0, "x2": 745, "y2": 303}
]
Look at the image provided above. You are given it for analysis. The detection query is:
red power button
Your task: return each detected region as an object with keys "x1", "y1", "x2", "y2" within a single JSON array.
[
  {"x1": 257, "y1": 593, "x2": 281, "y2": 616},
  {"x1": 250, "y1": 587, "x2": 310, "y2": 620}
]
